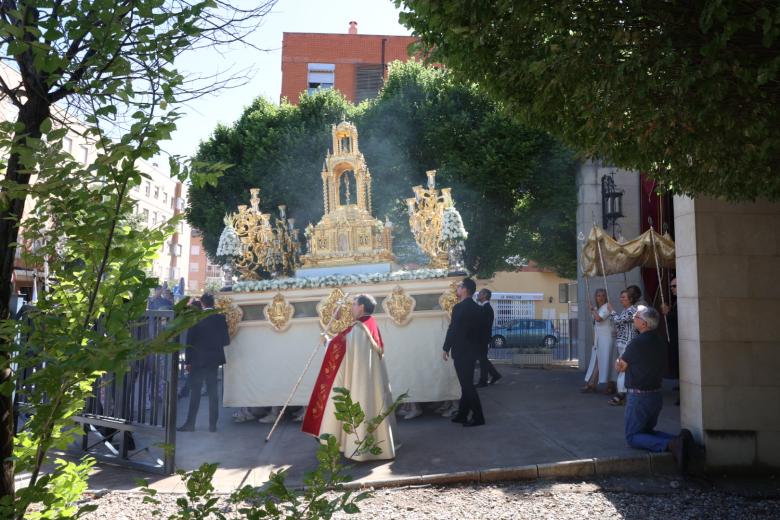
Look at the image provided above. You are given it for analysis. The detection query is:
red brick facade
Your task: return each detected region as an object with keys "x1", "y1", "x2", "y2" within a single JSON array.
[{"x1": 281, "y1": 31, "x2": 417, "y2": 104}]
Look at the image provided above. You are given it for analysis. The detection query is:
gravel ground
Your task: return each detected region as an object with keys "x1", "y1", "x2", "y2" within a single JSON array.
[{"x1": 79, "y1": 476, "x2": 780, "y2": 519}]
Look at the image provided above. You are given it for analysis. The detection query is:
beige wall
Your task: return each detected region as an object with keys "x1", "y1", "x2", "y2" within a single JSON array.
[
  {"x1": 675, "y1": 195, "x2": 780, "y2": 469},
  {"x1": 482, "y1": 270, "x2": 574, "y2": 319}
]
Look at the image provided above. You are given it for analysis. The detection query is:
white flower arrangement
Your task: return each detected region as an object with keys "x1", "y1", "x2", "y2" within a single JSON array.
[
  {"x1": 233, "y1": 268, "x2": 448, "y2": 293},
  {"x1": 440, "y1": 206, "x2": 468, "y2": 242},
  {"x1": 216, "y1": 217, "x2": 243, "y2": 258}
]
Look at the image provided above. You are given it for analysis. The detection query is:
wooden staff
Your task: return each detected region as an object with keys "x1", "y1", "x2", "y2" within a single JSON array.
[
  {"x1": 648, "y1": 222, "x2": 671, "y2": 341},
  {"x1": 265, "y1": 293, "x2": 351, "y2": 442},
  {"x1": 593, "y1": 225, "x2": 611, "y2": 304}
]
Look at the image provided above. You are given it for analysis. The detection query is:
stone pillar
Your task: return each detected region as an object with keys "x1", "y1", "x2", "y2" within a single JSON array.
[
  {"x1": 576, "y1": 160, "x2": 643, "y2": 369},
  {"x1": 675, "y1": 195, "x2": 780, "y2": 470}
]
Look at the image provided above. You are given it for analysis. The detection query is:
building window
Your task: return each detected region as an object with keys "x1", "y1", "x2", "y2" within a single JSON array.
[
  {"x1": 80, "y1": 145, "x2": 89, "y2": 164},
  {"x1": 190, "y1": 263, "x2": 200, "y2": 272},
  {"x1": 63, "y1": 136, "x2": 73, "y2": 154},
  {"x1": 355, "y1": 65, "x2": 384, "y2": 103},
  {"x1": 145, "y1": 182, "x2": 151, "y2": 197},
  {"x1": 142, "y1": 208, "x2": 149, "y2": 222},
  {"x1": 190, "y1": 245, "x2": 201, "y2": 256},
  {"x1": 154, "y1": 186, "x2": 160, "y2": 199},
  {"x1": 152, "y1": 211, "x2": 157, "y2": 225},
  {"x1": 307, "y1": 63, "x2": 335, "y2": 95},
  {"x1": 163, "y1": 192, "x2": 168, "y2": 204}
]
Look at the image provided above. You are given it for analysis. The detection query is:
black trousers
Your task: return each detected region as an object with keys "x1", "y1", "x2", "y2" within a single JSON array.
[
  {"x1": 454, "y1": 355, "x2": 484, "y2": 422},
  {"x1": 182, "y1": 365, "x2": 219, "y2": 428},
  {"x1": 477, "y1": 348, "x2": 501, "y2": 385}
]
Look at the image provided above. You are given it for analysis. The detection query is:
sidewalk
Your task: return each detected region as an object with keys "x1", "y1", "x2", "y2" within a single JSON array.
[{"x1": 85, "y1": 366, "x2": 681, "y2": 492}]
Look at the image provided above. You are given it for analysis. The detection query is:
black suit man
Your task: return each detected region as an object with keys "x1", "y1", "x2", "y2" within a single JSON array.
[
  {"x1": 442, "y1": 278, "x2": 485, "y2": 427},
  {"x1": 178, "y1": 293, "x2": 231, "y2": 432},
  {"x1": 476, "y1": 289, "x2": 502, "y2": 387}
]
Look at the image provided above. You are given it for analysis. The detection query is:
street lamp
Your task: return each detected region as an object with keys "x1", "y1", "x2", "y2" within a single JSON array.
[{"x1": 601, "y1": 173, "x2": 624, "y2": 238}]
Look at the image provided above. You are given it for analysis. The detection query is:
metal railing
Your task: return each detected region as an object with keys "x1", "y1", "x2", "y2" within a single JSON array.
[
  {"x1": 75, "y1": 310, "x2": 179, "y2": 474},
  {"x1": 488, "y1": 318, "x2": 578, "y2": 362},
  {"x1": 11, "y1": 310, "x2": 180, "y2": 474}
]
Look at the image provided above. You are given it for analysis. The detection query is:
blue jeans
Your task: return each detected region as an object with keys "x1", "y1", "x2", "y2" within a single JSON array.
[{"x1": 624, "y1": 392, "x2": 675, "y2": 452}]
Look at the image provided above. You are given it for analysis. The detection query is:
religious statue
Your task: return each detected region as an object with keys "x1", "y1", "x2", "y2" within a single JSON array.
[{"x1": 300, "y1": 121, "x2": 395, "y2": 268}]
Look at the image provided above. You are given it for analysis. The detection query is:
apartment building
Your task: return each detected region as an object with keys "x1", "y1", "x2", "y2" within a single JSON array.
[
  {"x1": 281, "y1": 21, "x2": 417, "y2": 104},
  {"x1": 1, "y1": 62, "x2": 192, "y2": 300}
]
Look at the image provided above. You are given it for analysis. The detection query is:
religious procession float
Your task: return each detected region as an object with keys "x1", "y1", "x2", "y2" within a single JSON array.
[{"x1": 213, "y1": 122, "x2": 469, "y2": 408}]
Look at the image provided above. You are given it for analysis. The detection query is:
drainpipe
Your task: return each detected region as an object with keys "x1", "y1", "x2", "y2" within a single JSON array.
[{"x1": 381, "y1": 38, "x2": 387, "y2": 77}]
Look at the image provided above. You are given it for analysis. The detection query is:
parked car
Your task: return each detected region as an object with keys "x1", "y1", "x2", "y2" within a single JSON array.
[{"x1": 490, "y1": 319, "x2": 559, "y2": 349}]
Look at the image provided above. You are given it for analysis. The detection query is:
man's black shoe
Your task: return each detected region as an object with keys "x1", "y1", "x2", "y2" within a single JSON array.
[
  {"x1": 488, "y1": 374, "x2": 502, "y2": 385},
  {"x1": 177, "y1": 424, "x2": 195, "y2": 432},
  {"x1": 475, "y1": 382, "x2": 488, "y2": 388},
  {"x1": 451, "y1": 416, "x2": 467, "y2": 423},
  {"x1": 463, "y1": 418, "x2": 485, "y2": 427},
  {"x1": 668, "y1": 429, "x2": 693, "y2": 474}
]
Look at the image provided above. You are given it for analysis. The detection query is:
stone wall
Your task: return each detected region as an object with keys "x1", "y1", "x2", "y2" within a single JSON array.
[{"x1": 675, "y1": 196, "x2": 780, "y2": 469}]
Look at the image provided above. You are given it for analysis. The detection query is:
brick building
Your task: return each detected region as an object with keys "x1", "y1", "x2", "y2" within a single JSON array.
[{"x1": 281, "y1": 21, "x2": 417, "y2": 105}]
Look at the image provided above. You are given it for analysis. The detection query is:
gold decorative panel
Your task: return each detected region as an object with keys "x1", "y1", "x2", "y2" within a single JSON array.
[
  {"x1": 263, "y1": 292, "x2": 295, "y2": 332},
  {"x1": 216, "y1": 296, "x2": 243, "y2": 338},
  {"x1": 317, "y1": 288, "x2": 354, "y2": 336},
  {"x1": 382, "y1": 285, "x2": 416, "y2": 326},
  {"x1": 438, "y1": 281, "x2": 459, "y2": 321}
]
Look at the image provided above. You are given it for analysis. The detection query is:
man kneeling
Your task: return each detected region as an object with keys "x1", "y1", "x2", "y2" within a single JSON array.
[{"x1": 615, "y1": 305, "x2": 693, "y2": 473}]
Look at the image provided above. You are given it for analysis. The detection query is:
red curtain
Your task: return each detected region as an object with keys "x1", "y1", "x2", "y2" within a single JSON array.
[{"x1": 639, "y1": 174, "x2": 675, "y2": 308}]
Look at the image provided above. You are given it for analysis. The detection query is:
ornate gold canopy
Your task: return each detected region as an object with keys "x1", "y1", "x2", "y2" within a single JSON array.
[
  {"x1": 580, "y1": 225, "x2": 675, "y2": 277},
  {"x1": 300, "y1": 122, "x2": 395, "y2": 268}
]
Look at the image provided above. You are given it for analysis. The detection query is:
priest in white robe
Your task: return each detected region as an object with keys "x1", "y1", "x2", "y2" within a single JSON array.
[{"x1": 301, "y1": 294, "x2": 397, "y2": 461}]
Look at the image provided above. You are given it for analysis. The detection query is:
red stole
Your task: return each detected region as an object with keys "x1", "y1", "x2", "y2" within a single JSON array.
[{"x1": 301, "y1": 316, "x2": 383, "y2": 436}]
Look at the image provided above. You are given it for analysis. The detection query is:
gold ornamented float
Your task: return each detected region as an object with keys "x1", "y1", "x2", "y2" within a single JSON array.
[{"x1": 216, "y1": 121, "x2": 469, "y2": 407}]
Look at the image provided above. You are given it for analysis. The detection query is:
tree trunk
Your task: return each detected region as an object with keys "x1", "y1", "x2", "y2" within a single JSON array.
[{"x1": 0, "y1": 99, "x2": 50, "y2": 500}]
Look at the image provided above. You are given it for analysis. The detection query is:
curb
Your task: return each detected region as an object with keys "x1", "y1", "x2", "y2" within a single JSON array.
[{"x1": 342, "y1": 453, "x2": 677, "y2": 490}]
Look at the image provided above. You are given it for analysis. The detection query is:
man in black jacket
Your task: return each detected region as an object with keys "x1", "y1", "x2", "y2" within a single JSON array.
[
  {"x1": 476, "y1": 289, "x2": 502, "y2": 387},
  {"x1": 442, "y1": 278, "x2": 485, "y2": 427},
  {"x1": 178, "y1": 293, "x2": 231, "y2": 432}
]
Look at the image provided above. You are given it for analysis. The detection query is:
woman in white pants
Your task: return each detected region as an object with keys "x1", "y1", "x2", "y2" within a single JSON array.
[{"x1": 582, "y1": 289, "x2": 615, "y2": 394}]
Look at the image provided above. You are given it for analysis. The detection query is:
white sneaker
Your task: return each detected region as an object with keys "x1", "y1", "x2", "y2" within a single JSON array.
[
  {"x1": 441, "y1": 404, "x2": 458, "y2": 418},
  {"x1": 403, "y1": 408, "x2": 422, "y2": 420},
  {"x1": 232, "y1": 408, "x2": 255, "y2": 423},
  {"x1": 258, "y1": 413, "x2": 279, "y2": 424},
  {"x1": 433, "y1": 402, "x2": 449, "y2": 414}
]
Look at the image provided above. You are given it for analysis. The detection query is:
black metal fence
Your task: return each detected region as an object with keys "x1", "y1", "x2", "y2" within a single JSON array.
[
  {"x1": 13, "y1": 310, "x2": 180, "y2": 475},
  {"x1": 488, "y1": 318, "x2": 578, "y2": 362},
  {"x1": 76, "y1": 310, "x2": 179, "y2": 474}
]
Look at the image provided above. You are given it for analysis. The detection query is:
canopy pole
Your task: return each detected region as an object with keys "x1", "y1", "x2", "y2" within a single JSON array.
[
  {"x1": 593, "y1": 225, "x2": 611, "y2": 304},
  {"x1": 648, "y1": 219, "x2": 670, "y2": 341}
]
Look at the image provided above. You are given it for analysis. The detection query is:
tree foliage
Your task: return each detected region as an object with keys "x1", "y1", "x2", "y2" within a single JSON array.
[
  {"x1": 396, "y1": 0, "x2": 780, "y2": 200},
  {"x1": 188, "y1": 61, "x2": 578, "y2": 278},
  {"x1": 0, "y1": 0, "x2": 276, "y2": 507}
]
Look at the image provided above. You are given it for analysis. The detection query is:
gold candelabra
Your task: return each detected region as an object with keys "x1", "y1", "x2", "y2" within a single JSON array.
[
  {"x1": 231, "y1": 189, "x2": 300, "y2": 280},
  {"x1": 406, "y1": 170, "x2": 453, "y2": 269}
]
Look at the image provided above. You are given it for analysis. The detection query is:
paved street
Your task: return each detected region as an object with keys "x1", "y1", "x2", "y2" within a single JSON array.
[{"x1": 85, "y1": 366, "x2": 681, "y2": 493}]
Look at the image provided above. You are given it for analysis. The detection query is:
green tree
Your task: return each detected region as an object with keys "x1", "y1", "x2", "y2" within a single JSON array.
[
  {"x1": 395, "y1": 0, "x2": 780, "y2": 200},
  {"x1": 188, "y1": 90, "x2": 356, "y2": 256},
  {"x1": 0, "y1": 0, "x2": 276, "y2": 504},
  {"x1": 189, "y1": 61, "x2": 578, "y2": 278}
]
